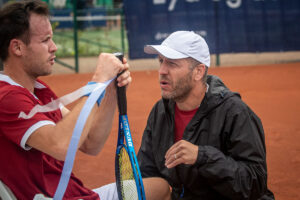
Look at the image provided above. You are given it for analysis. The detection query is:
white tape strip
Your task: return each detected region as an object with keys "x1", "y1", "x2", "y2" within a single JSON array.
[{"x1": 18, "y1": 82, "x2": 109, "y2": 120}]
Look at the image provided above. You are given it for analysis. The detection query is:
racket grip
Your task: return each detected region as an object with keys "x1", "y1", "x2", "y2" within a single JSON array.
[{"x1": 114, "y1": 53, "x2": 127, "y2": 115}]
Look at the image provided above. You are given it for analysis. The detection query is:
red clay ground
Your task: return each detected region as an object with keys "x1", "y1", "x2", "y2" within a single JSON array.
[{"x1": 41, "y1": 62, "x2": 300, "y2": 200}]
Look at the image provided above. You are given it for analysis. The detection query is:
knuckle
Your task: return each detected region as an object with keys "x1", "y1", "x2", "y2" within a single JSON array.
[{"x1": 179, "y1": 144, "x2": 184, "y2": 150}]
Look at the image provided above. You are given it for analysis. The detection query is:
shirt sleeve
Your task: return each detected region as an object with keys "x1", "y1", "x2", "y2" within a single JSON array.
[{"x1": 0, "y1": 89, "x2": 56, "y2": 150}]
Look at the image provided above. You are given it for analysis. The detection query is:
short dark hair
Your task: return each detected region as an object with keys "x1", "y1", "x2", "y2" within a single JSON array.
[{"x1": 0, "y1": 0, "x2": 49, "y2": 61}]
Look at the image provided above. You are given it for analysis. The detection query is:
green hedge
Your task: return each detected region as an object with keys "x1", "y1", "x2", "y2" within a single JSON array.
[{"x1": 53, "y1": 27, "x2": 127, "y2": 58}]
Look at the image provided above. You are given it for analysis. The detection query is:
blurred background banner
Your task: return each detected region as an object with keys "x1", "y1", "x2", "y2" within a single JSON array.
[{"x1": 123, "y1": 0, "x2": 300, "y2": 59}]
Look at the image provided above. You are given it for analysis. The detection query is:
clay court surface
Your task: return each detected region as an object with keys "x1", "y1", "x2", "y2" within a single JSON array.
[{"x1": 41, "y1": 62, "x2": 300, "y2": 200}]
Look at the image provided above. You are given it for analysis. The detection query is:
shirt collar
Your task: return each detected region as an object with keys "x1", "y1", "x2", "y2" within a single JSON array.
[{"x1": 0, "y1": 72, "x2": 46, "y2": 89}]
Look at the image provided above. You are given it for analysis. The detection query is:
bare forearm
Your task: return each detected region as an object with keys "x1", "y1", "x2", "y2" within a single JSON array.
[
  {"x1": 27, "y1": 53, "x2": 130, "y2": 161},
  {"x1": 27, "y1": 97, "x2": 97, "y2": 161},
  {"x1": 80, "y1": 84, "x2": 117, "y2": 155}
]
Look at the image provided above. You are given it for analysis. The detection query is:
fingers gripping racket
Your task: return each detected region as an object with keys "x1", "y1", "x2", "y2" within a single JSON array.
[{"x1": 114, "y1": 53, "x2": 146, "y2": 200}]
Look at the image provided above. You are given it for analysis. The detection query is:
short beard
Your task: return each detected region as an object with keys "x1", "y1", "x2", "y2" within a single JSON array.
[
  {"x1": 24, "y1": 62, "x2": 52, "y2": 79},
  {"x1": 162, "y1": 70, "x2": 193, "y2": 102}
]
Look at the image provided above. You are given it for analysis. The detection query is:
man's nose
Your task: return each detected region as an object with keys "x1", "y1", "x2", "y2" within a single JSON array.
[
  {"x1": 159, "y1": 60, "x2": 168, "y2": 75},
  {"x1": 50, "y1": 39, "x2": 57, "y2": 53}
]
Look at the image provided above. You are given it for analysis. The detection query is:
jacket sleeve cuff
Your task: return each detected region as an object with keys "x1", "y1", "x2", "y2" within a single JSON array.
[{"x1": 195, "y1": 146, "x2": 208, "y2": 166}]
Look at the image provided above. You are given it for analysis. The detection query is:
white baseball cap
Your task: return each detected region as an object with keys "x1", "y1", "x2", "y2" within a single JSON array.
[{"x1": 144, "y1": 31, "x2": 210, "y2": 67}]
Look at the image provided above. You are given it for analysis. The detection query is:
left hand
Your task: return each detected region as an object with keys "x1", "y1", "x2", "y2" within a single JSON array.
[{"x1": 165, "y1": 140, "x2": 198, "y2": 168}]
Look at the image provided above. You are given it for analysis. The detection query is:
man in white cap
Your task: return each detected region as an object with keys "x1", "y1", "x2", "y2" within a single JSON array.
[
  {"x1": 137, "y1": 31, "x2": 274, "y2": 199},
  {"x1": 0, "y1": 1, "x2": 170, "y2": 199}
]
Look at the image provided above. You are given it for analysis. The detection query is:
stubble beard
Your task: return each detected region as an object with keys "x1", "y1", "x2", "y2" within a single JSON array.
[
  {"x1": 24, "y1": 49, "x2": 53, "y2": 78},
  {"x1": 161, "y1": 71, "x2": 193, "y2": 102},
  {"x1": 25, "y1": 61, "x2": 52, "y2": 79}
]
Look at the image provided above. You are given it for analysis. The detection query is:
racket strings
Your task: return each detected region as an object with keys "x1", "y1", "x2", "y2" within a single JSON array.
[{"x1": 118, "y1": 147, "x2": 138, "y2": 199}]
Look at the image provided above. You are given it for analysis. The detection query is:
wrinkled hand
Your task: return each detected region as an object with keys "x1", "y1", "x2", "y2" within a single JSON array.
[
  {"x1": 92, "y1": 53, "x2": 128, "y2": 83},
  {"x1": 165, "y1": 140, "x2": 198, "y2": 168}
]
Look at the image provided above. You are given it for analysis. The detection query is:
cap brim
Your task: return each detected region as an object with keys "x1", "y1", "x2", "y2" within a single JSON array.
[{"x1": 144, "y1": 45, "x2": 188, "y2": 59}]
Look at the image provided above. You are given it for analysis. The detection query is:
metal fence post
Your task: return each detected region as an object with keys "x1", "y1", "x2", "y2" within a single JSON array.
[
  {"x1": 120, "y1": 8, "x2": 125, "y2": 54},
  {"x1": 214, "y1": 1, "x2": 220, "y2": 67},
  {"x1": 73, "y1": 0, "x2": 79, "y2": 73}
]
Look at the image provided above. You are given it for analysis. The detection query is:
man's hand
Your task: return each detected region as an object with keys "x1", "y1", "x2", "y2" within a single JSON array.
[
  {"x1": 92, "y1": 53, "x2": 127, "y2": 83},
  {"x1": 165, "y1": 140, "x2": 198, "y2": 168},
  {"x1": 116, "y1": 57, "x2": 131, "y2": 87}
]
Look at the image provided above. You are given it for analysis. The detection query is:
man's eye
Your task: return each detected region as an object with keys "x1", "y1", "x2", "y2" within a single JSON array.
[{"x1": 168, "y1": 61, "x2": 176, "y2": 66}]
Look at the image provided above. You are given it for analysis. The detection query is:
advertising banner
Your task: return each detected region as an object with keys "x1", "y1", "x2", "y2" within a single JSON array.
[{"x1": 123, "y1": 0, "x2": 300, "y2": 59}]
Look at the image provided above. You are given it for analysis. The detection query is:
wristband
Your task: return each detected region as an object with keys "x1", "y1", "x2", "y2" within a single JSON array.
[{"x1": 84, "y1": 82, "x2": 106, "y2": 106}]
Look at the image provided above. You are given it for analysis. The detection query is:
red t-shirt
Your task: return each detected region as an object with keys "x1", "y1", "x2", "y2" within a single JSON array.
[
  {"x1": 0, "y1": 74, "x2": 99, "y2": 200},
  {"x1": 174, "y1": 104, "x2": 198, "y2": 143}
]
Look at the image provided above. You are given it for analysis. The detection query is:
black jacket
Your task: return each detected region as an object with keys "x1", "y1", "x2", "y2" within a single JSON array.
[{"x1": 137, "y1": 75, "x2": 274, "y2": 200}]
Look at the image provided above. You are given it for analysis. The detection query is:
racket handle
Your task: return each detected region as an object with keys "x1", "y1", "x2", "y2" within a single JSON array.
[{"x1": 114, "y1": 52, "x2": 127, "y2": 115}]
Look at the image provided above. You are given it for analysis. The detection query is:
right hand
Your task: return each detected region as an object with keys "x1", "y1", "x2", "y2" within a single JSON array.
[{"x1": 92, "y1": 53, "x2": 126, "y2": 83}]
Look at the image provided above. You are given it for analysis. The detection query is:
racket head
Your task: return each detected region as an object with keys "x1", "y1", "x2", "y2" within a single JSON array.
[
  {"x1": 115, "y1": 144, "x2": 139, "y2": 200},
  {"x1": 115, "y1": 115, "x2": 146, "y2": 200}
]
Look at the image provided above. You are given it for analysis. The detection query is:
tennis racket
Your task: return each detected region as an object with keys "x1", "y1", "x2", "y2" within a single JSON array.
[{"x1": 114, "y1": 53, "x2": 146, "y2": 200}]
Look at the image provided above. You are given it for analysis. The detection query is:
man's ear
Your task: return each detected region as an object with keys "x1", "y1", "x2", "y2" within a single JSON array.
[
  {"x1": 194, "y1": 63, "x2": 206, "y2": 81},
  {"x1": 9, "y1": 39, "x2": 23, "y2": 57}
]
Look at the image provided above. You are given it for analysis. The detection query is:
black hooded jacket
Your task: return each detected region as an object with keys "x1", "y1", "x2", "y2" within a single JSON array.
[{"x1": 137, "y1": 75, "x2": 274, "y2": 200}]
